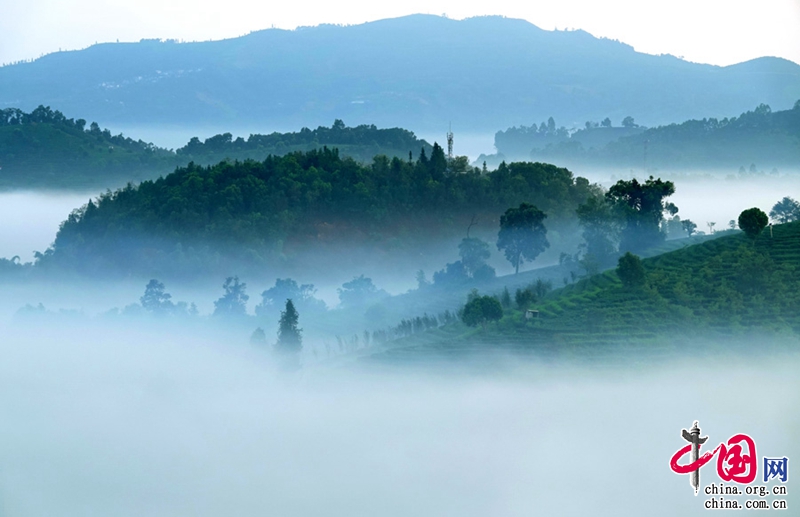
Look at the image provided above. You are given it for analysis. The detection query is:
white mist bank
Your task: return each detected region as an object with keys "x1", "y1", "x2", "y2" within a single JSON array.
[
  {"x1": 0, "y1": 191, "x2": 96, "y2": 262},
  {"x1": 0, "y1": 323, "x2": 796, "y2": 516}
]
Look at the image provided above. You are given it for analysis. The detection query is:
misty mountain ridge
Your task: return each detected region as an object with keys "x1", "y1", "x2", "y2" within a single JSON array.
[
  {"x1": 487, "y1": 102, "x2": 800, "y2": 171},
  {"x1": 0, "y1": 105, "x2": 433, "y2": 189},
  {"x1": 1, "y1": 15, "x2": 798, "y2": 134}
]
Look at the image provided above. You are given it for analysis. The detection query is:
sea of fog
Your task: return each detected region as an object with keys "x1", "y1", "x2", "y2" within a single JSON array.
[
  {"x1": 1, "y1": 175, "x2": 799, "y2": 314},
  {"x1": 1, "y1": 177, "x2": 799, "y2": 516},
  {"x1": 0, "y1": 191, "x2": 96, "y2": 263},
  {"x1": 0, "y1": 322, "x2": 797, "y2": 516}
]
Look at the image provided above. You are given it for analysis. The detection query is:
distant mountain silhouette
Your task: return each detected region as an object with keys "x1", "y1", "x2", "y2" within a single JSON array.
[
  {"x1": 1, "y1": 15, "x2": 798, "y2": 133},
  {"x1": 487, "y1": 102, "x2": 800, "y2": 171}
]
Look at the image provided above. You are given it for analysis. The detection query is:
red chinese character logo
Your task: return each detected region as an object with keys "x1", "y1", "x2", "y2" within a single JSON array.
[
  {"x1": 670, "y1": 442, "x2": 720, "y2": 474},
  {"x1": 717, "y1": 434, "x2": 757, "y2": 483},
  {"x1": 670, "y1": 427, "x2": 757, "y2": 486}
]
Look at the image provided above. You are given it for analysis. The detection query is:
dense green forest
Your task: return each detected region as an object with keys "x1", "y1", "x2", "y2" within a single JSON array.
[
  {"x1": 177, "y1": 120, "x2": 433, "y2": 165},
  {"x1": 372, "y1": 221, "x2": 800, "y2": 361},
  {"x1": 0, "y1": 105, "x2": 176, "y2": 187},
  {"x1": 37, "y1": 146, "x2": 596, "y2": 276},
  {"x1": 0, "y1": 106, "x2": 434, "y2": 189},
  {"x1": 490, "y1": 102, "x2": 800, "y2": 171}
]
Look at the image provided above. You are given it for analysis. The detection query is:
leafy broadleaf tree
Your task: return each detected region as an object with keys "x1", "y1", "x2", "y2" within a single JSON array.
[
  {"x1": 515, "y1": 288, "x2": 536, "y2": 310},
  {"x1": 606, "y1": 176, "x2": 677, "y2": 253},
  {"x1": 213, "y1": 276, "x2": 249, "y2": 317},
  {"x1": 576, "y1": 195, "x2": 620, "y2": 266},
  {"x1": 769, "y1": 197, "x2": 800, "y2": 224},
  {"x1": 140, "y1": 279, "x2": 174, "y2": 315},
  {"x1": 458, "y1": 237, "x2": 491, "y2": 277},
  {"x1": 256, "y1": 278, "x2": 326, "y2": 317},
  {"x1": 681, "y1": 219, "x2": 698, "y2": 237},
  {"x1": 497, "y1": 203, "x2": 549, "y2": 274},
  {"x1": 514, "y1": 278, "x2": 552, "y2": 309},
  {"x1": 471, "y1": 263, "x2": 496, "y2": 282},
  {"x1": 461, "y1": 295, "x2": 503, "y2": 329},
  {"x1": 432, "y1": 261, "x2": 469, "y2": 286},
  {"x1": 616, "y1": 252, "x2": 647, "y2": 288},
  {"x1": 337, "y1": 275, "x2": 386, "y2": 307},
  {"x1": 738, "y1": 208, "x2": 768, "y2": 240}
]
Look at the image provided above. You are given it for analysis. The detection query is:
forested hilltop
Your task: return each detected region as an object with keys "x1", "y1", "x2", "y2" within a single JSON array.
[
  {"x1": 489, "y1": 102, "x2": 800, "y2": 171},
  {"x1": 0, "y1": 106, "x2": 176, "y2": 188},
  {"x1": 0, "y1": 106, "x2": 433, "y2": 189},
  {"x1": 36, "y1": 146, "x2": 596, "y2": 277},
  {"x1": 177, "y1": 120, "x2": 432, "y2": 166}
]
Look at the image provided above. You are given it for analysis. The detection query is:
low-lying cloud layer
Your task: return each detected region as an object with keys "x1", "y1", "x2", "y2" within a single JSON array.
[{"x1": 1, "y1": 322, "x2": 796, "y2": 516}]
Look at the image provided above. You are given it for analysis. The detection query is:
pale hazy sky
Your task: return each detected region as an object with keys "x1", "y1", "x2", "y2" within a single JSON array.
[{"x1": 1, "y1": 0, "x2": 799, "y2": 67}]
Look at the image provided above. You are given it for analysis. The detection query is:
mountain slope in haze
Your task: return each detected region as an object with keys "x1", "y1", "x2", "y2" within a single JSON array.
[
  {"x1": 0, "y1": 106, "x2": 433, "y2": 189},
  {"x1": 491, "y1": 102, "x2": 800, "y2": 171},
  {"x1": 368, "y1": 222, "x2": 800, "y2": 363},
  {"x1": 1, "y1": 15, "x2": 799, "y2": 133},
  {"x1": 0, "y1": 105, "x2": 176, "y2": 188},
  {"x1": 176, "y1": 120, "x2": 433, "y2": 166}
]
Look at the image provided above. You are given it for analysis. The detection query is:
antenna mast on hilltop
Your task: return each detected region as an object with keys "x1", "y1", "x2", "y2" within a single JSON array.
[{"x1": 447, "y1": 123, "x2": 454, "y2": 162}]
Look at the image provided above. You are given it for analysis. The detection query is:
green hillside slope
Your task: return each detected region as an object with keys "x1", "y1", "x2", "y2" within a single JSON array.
[
  {"x1": 372, "y1": 223, "x2": 800, "y2": 361},
  {"x1": 0, "y1": 106, "x2": 176, "y2": 188}
]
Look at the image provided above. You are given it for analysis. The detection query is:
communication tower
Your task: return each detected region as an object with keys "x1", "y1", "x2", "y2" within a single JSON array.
[{"x1": 446, "y1": 123, "x2": 454, "y2": 162}]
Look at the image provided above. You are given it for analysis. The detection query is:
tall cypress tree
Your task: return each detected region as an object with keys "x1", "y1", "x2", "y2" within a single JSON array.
[{"x1": 276, "y1": 299, "x2": 302, "y2": 355}]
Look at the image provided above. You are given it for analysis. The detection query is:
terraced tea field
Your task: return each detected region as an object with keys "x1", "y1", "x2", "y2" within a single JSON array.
[{"x1": 364, "y1": 222, "x2": 800, "y2": 363}]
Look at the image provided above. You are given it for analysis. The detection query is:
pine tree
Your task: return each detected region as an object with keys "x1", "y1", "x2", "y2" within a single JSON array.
[{"x1": 276, "y1": 299, "x2": 302, "y2": 354}]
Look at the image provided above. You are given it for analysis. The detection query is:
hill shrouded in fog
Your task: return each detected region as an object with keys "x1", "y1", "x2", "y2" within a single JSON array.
[
  {"x1": 3, "y1": 11, "x2": 800, "y2": 517},
  {"x1": 490, "y1": 102, "x2": 800, "y2": 170},
  {"x1": 1, "y1": 15, "x2": 799, "y2": 133},
  {"x1": 0, "y1": 106, "x2": 433, "y2": 189},
  {"x1": 35, "y1": 148, "x2": 594, "y2": 278},
  {"x1": 367, "y1": 221, "x2": 800, "y2": 364}
]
